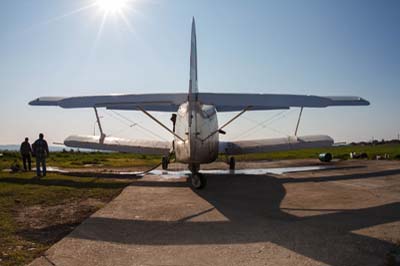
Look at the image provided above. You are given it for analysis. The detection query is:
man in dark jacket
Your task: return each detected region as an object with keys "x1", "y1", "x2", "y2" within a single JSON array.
[
  {"x1": 20, "y1": 137, "x2": 32, "y2": 171},
  {"x1": 32, "y1": 133, "x2": 49, "y2": 177}
]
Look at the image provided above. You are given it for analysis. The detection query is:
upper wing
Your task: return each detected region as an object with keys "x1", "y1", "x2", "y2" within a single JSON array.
[
  {"x1": 64, "y1": 135, "x2": 171, "y2": 155},
  {"x1": 29, "y1": 93, "x2": 369, "y2": 112},
  {"x1": 29, "y1": 94, "x2": 188, "y2": 112},
  {"x1": 219, "y1": 135, "x2": 334, "y2": 155},
  {"x1": 198, "y1": 93, "x2": 370, "y2": 112}
]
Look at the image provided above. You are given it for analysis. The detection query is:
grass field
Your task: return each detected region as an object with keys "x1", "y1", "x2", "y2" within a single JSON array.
[
  {"x1": 1, "y1": 143, "x2": 400, "y2": 171},
  {"x1": 231, "y1": 143, "x2": 400, "y2": 161},
  {"x1": 0, "y1": 171, "x2": 131, "y2": 266},
  {"x1": 0, "y1": 151, "x2": 161, "y2": 170}
]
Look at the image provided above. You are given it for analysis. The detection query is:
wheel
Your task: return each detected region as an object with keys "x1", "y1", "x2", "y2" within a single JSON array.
[
  {"x1": 162, "y1": 156, "x2": 169, "y2": 170},
  {"x1": 229, "y1": 156, "x2": 236, "y2": 170},
  {"x1": 190, "y1": 173, "x2": 207, "y2": 189}
]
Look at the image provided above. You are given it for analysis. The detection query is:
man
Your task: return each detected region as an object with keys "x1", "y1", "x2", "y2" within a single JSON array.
[
  {"x1": 32, "y1": 133, "x2": 49, "y2": 177},
  {"x1": 20, "y1": 137, "x2": 32, "y2": 171}
]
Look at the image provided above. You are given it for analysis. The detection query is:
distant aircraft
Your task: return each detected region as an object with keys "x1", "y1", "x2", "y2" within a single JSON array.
[{"x1": 29, "y1": 18, "x2": 369, "y2": 189}]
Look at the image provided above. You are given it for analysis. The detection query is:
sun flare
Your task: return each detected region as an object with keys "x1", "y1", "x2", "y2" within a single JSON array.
[{"x1": 96, "y1": 0, "x2": 130, "y2": 13}]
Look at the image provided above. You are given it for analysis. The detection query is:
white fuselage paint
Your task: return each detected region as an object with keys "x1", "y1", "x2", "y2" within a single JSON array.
[
  {"x1": 174, "y1": 101, "x2": 219, "y2": 164},
  {"x1": 174, "y1": 19, "x2": 220, "y2": 165}
]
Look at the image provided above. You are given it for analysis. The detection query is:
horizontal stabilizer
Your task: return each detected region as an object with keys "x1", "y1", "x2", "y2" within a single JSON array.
[
  {"x1": 219, "y1": 135, "x2": 334, "y2": 155},
  {"x1": 64, "y1": 135, "x2": 171, "y2": 155}
]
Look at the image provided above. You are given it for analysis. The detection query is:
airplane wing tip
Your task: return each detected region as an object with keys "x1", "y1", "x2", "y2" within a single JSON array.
[
  {"x1": 29, "y1": 97, "x2": 64, "y2": 106},
  {"x1": 352, "y1": 97, "x2": 370, "y2": 106},
  {"x1": 361, "y1": 98, "x2": 370, "y2": 106},
  {"x1": 326, "y1": 96, "x2": 371, "y2": 106}
]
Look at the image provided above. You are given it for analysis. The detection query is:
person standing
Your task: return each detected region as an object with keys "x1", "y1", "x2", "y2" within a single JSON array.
[
  {"x1": 32, "y1": 133, "x2": 49, "y2": 177},
  {"x1": 20, "y1": 137, "x2": 32, "y2": 171}
]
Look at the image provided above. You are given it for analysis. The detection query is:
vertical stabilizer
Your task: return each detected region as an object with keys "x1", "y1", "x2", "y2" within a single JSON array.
[
  {"x1": 188, "y1": 17, "x2": 198, "y2": 147},
  {"x1": 189, "y1": 17, "x2": 198, "y2": 97}
]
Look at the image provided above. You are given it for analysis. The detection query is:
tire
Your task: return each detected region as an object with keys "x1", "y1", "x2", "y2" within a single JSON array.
[
  {"x1": 191, "y1": 173, "x2": 207, "y2": 189},
  {"x1": 162, "y1": 156, "x2": 169, "y2": 170},
  {"x1": 229, "y1": 156, "x2": 236, "y2": 170}
]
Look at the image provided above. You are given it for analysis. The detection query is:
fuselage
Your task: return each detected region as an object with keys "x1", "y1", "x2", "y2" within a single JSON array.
[
  {"x1": 174, "y1": 101, "x2": 219, "y2": 164},
  {"x1": 173, "y1": 18, "x2": 220, "y2": 165}
]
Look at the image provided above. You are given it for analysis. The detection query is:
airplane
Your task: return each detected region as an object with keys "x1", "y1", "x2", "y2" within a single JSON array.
[{"x1": 29, "y1": 18, "x2": 369, "y2": 189}]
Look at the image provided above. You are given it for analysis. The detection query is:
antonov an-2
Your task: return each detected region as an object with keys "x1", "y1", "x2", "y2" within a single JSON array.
[{"x1": 30, "y1": 18, "x2": 369, "y2": 189}]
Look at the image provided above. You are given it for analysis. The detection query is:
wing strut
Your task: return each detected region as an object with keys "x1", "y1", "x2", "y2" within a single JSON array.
[
  {"x1": 294, "y1": 107, "x2": 304, "y2": 137},
  {"x1": 202, "y1": 106, "x2": 252, "y2": 142},
  {"x1": 136, "y1": 106, "x2": 185, "y2": 142},
  {"x1": 94, "y1": 107, "x2": 106, "y2": 144}
]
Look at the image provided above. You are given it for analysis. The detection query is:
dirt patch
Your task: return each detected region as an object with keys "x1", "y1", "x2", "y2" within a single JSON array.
[{"x1": 15, "y1": 199, "x2": 105, "y2": 244}]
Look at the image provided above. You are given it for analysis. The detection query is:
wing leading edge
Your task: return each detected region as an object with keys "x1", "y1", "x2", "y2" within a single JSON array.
[
  {"x1": 199, "y1": 93, "x2": 369, "y2": 112},
  {"x1": 29, "y1": 93, "x2": 369, "y2": 112},
  {"x1": 29, "y1": 94, "x2": 188, "y2": 112}
]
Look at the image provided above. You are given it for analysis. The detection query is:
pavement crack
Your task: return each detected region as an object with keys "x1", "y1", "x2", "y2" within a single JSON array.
[
  {"x1": 43, "y1": 254, "x2": 57, "y2": 266},
  {"x1": 177, "y1": 207, "x2": 215, "y2": 222}
]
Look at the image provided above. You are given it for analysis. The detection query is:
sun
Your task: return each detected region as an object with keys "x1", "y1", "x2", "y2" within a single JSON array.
[{"x1": 95, "y1": 0, "x2": 130, "y2": 13}]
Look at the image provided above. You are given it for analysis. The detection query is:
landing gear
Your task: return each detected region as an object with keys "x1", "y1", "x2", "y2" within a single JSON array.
[
  {"x1": 162, "y1": 147, "x2": 175, "y2": 170},
  {"x1": 190, "y1": 172, "x2": 207, "y2": 189},
  {"x1": 189, "y1": 164, "x2": 207, "y2": 189},
  {"x1": 228, "y1": 156, "x2": 236, "y2": 170},
  {"x1": 162, "y1": 156, "x2": 169, "y2": 170}
]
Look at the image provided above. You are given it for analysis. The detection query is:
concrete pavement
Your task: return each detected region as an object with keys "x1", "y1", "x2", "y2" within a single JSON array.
[{"x1": 29, "y1": 160, "x2": 400, "y2": 266}]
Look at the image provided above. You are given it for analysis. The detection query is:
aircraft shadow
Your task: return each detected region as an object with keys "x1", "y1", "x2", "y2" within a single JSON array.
[
  {"x1": 64, "y1": 170, "x2": 400, "y2": 266},
  {"x1": 280, "y1": 168, "x2": 400, "y2": 183}
]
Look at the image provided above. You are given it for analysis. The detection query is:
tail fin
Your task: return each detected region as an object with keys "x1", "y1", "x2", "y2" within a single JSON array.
[
  {"x1": 189, "y1": 17, "x2": 198, "y2": 98},
  {"x1": 188, "y1": 17, "x2": 198, "y2": 130}
]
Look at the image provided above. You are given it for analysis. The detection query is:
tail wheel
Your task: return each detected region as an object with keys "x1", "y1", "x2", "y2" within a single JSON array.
[
  {"x1": 191, "y1": 173, "x2": 207, "y2": 189},
  {"x1": 229, "y1": 156, "x2": 236, "y2": 170}
]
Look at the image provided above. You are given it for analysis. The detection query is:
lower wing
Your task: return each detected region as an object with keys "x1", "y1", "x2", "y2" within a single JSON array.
[
  {"x1": 219, "y1": 135, "x2": 334, "y2": 155},
  {"x1": 64, "y1": 135, "x2": 171, "y2": 155}
]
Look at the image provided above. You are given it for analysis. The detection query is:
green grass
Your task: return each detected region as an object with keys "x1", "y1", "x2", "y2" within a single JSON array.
[
  {"x1": 0, "y1": 171, "x2": 131, "y2": 266},
  {"x1": 0, "y1": 151, "x2": 161, "y2": 170},
  {"x1": 220, "y1": 143, "x2": 400, "y2": 161},
  {"x1": 1, "y1": 144, "x2": 400, "y2": 172},
  {"x1": 49, "y1": 151, "x2": 162, "y2": 168}
]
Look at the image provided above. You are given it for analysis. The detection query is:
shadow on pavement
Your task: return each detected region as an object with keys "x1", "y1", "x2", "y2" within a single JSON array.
[{"x1": 66, "y1": 170, "x2": 400, "y2": 266}]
